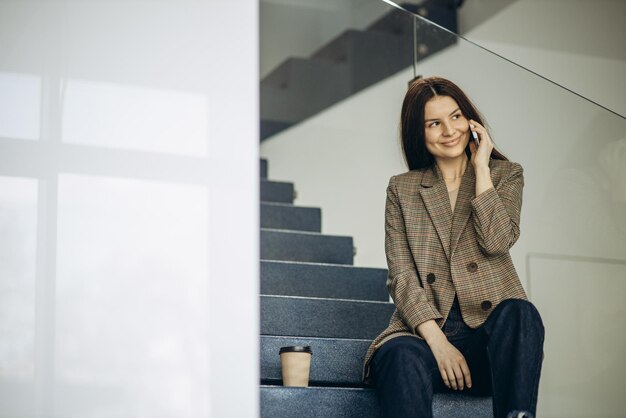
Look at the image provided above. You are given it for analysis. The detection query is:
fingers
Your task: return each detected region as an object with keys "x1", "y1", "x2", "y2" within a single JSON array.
[
  {"x1": 460, "y1": 361, "x2": 472, "y2": 389},
  {"x1": 469, "y1": 119, "x2": 493, "y2": 165},
  {"x1": 440, "y1": 368, "x2": 452, "y2": 390},
  {"x1": 468, "y1": 119, "x2": 490, "y2": 144},
  {"x1": 452, "y1": 364, "x2": 464, "y2": 390},
  {"x1": 440, "y1": 365, "x2": 461, "y2": 390},
  {"x1": 440, "y1": 360, "x2": 472, "y2": 391},
  {"x1": 468, "y1": 139, "x2": 477, "y2": 154}
]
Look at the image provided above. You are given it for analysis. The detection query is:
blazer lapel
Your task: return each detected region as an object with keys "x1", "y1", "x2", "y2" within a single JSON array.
[
  {"x1": 419, "y1": 165, "x2": 453, "y2": 262},
  {"x1": 449, "y1": 163, "x2": 476, "y2": 258}
]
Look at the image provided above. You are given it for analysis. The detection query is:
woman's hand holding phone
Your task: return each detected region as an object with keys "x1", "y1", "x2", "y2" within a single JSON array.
[{"x1": 468, "y1": 119, "x2": 493, "y2": 169}]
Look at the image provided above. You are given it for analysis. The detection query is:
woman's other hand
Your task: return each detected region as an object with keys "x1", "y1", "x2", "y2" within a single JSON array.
[
  {"x1": 468, "y1": 119, "x2": 493, "y2": 169},
  {"x1": 430, "y1": 337, "x2": 473, "y2": 391},
  {"x1": 417, "y1": 320, "x2": 473, "y2": 390}
]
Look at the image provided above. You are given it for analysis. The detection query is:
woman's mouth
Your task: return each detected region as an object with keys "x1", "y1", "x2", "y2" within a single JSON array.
[{"x1": 441, "y1": 136, "x2": 461, "y2": 147}]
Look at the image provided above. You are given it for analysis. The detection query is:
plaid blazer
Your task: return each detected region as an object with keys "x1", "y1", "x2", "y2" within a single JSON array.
[{"x1": 363, "y1": 159, "x2": 528, "y2": 383}]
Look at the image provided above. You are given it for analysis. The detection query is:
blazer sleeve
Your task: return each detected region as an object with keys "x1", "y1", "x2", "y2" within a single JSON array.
[
  {"x1": 385, "y1": 176, "x2": 443, "y2": 333},
  {"x1": 470, "y1": 162, "x2": 524, "y2": 256}
]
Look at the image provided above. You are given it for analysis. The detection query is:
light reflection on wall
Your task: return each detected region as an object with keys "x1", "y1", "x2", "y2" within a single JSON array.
[
  {"x1": 0, "y1": 176, "x2": 38, "y2": 379},
  {"x1": 0, "y1": 72, "x2": 41, "y2": 141},
  {"x1": 55, "y1": 174, "x2": 210, "y2": 416},
  {"x1": 62, "y1": 79, "x2": 209, "y2": 156},
  {"x1": 537, "y1": 135, "x2": 626, "y2": 260},
  {"x1": 530, "y1": 256, "x2": 626, "y2": 416},
  {"x1": 0, "y1": 0, "x2": 259, "y2": 414}
]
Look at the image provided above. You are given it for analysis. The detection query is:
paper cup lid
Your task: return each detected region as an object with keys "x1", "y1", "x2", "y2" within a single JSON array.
[{"x1": 279, "y1": 346, "x2": 312, "y2": 355}]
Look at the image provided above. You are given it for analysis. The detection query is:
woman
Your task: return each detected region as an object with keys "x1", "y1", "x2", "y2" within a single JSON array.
[{"x1": 363, "y1": 77, "x2": 545, "y2": 418}]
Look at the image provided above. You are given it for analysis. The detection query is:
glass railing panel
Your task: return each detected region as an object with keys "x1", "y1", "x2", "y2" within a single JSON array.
[
  {"x1": 407, "y1": 10, "x2": 626, "y2": 418},
  {"x1": 261, "y1": 0, "x2": 405, "y2": 78},
  {"x1": 260, "y1": 0, "x2": 461, "y2": 139},
  {"x1": 455, "y1": 0, "x2": 626, "y2": 117},
  {"x1": 260, "y1": 2, "x2": 625, "y2": 417}
]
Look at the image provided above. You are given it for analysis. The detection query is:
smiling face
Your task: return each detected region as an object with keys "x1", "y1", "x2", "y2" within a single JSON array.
[{"x1": 423, "y1": 95, "x2": 470, "y2": 162}]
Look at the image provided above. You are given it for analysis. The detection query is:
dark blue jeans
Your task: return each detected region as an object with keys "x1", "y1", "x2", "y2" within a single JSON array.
[{"x1": 370, "y1": 298, "x2": 545, "y2": 418}]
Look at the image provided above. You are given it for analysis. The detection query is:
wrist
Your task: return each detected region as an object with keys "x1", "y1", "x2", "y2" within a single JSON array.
[
  {"x1": 474, "y1": 165, "x2": 491, "y2": 176},
  {"x1": 424, "y1": 329, "x2": 448, "y2": 348}
]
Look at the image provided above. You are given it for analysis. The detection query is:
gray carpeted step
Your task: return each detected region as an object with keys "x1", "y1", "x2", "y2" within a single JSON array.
[
  {"x1": 261, "y1": 386, "x2": 378, "y2": 418},
  {"x1": 261, "y1": 386, "x2": 493, "y2": 418},
  {"x1": 261, "y1": 260, "x2": 388, "y2": 301},
  {"x1": 261, "y1": 229, "x2": 353, "y2": 265},
  {"x1": 261, "y1": 158, "x2": 268, "y2": 179},
  {"x1": 260, "y1": 295, "x2": 394, "y2": 339},
  {"x1": 261, "y1": 203, "x2": 321, "y2": 233},
  {"x1": 261, "y1": 335, "x2": 371, "y2": 386},
  {"x1": 261, "y1": 180, "x2": 295, "y2": 204}
]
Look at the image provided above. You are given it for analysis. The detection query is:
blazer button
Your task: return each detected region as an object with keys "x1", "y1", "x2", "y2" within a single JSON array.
[
  {"x1": 481, "y1": 301, "x2": 492, "y2": 311},
  {"x1": 467, "y1": 262, "x2": 478, "y2": 273},
  {"x1": 426, "y1": 273, "x2": 436, "y2": 284}
]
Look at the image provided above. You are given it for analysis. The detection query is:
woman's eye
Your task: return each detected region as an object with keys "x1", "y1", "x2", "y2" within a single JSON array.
[
  {"x1": 452, "y1": 114, "x2": 461, "y2": 119},
  {"x1": 429, "y1": 122, "x2": 439, "y2": 127}
]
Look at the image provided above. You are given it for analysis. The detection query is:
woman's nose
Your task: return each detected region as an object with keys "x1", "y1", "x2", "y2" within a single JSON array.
[{"x1": 443, "y1": 122, "x2": 455, "y2": 136}]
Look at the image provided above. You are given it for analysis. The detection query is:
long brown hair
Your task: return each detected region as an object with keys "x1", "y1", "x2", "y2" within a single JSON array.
[{"x1": 400, "y1": 76, "x2": 508, "y2": 171}]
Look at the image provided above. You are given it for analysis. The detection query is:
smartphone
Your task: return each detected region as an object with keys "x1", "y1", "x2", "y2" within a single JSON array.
[{"x1": 471, "y1": 125, "x2": 480, "y2": 148}]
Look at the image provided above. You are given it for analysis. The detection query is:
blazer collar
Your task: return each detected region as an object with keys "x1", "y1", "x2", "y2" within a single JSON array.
[
  {"x1": 449, "y1": 163, "x2": 476, "y2": 259},
  {"x1": 419, "y1": 161, "x2": 475, "y2": 262}
]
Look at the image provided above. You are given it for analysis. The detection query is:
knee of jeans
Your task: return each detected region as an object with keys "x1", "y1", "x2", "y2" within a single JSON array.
[
  {"x1": 380, "y1": 341, "x2": 433, "y2": 376},
  {"x1": 498, "y1": 299, "x2": 545, "y2": 335}
]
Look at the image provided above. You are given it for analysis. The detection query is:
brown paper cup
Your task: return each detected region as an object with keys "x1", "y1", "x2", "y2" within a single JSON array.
[{"x1": 279, "y1": 346, "x2": 312, "y2": 387}]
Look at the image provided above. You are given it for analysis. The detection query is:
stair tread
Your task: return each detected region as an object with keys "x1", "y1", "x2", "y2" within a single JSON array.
[
  {"x1": 262, "y1": 294, "x2": 392, "y2": 304},
  {"x1": 261, "y1": 385, "x2": 493, "y2": 418},
  {"x1": 261, "y1": 227, "x2": 347, "y2": 237}
]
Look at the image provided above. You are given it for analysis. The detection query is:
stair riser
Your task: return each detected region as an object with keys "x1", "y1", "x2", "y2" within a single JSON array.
[
  {"x1": 261, "y1": 181, "x2": 294, "y2": 204},
  {"x1": 261, "y1": 230, "x2": 353, "y2": 265},
  {"x1": 260, "y1": 204, "x2": 321, "y2": 233},
  {"x1": 261, "y1": 261, "x2": 388, "y2": 301},
  {"x1": 261, "y1": 296, "x2": 394, "y2": 339},
  {"x1": 261, "y1": 336, "x2": 370, "y2": 386}
]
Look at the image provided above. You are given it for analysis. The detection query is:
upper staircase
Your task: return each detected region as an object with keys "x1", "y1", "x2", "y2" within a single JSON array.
[{"x1": 260, "y1": 1, "x2": 459, "y2": 140}]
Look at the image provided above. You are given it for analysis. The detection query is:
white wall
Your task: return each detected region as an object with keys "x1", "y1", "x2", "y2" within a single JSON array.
[
  {"x1": 461, "y1": 0, "x2": 626, "y2": 116},
  {"x1": 260, "y1": 5, "x2": 626, "y2": 416},
  {"x1": 0, "y1": 1, "x2": 259, "y2": 417}
]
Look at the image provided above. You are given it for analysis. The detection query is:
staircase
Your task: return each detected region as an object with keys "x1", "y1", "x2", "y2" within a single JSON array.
[
  {"x1": 259, "y1": 158, "x2": 494, "y2": 417},
  {"x1": 260, "y1": 2, "x2": 459, "y2": 140}
]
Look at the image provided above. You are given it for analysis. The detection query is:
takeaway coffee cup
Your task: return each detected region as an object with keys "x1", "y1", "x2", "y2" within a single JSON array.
[{"x1": 279, "y1": 346, "x2": 312, "y2": 387}]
